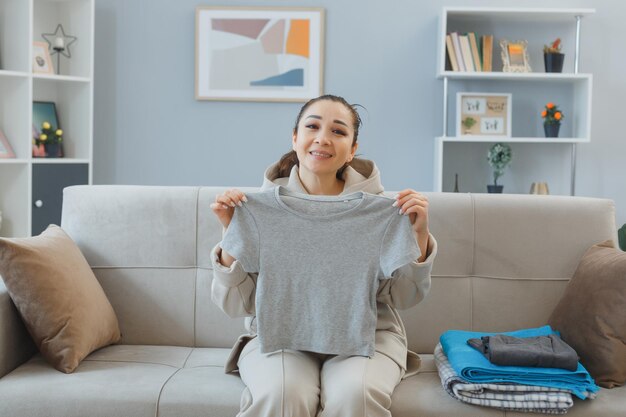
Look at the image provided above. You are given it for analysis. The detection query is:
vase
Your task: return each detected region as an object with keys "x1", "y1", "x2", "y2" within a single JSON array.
[
  {"x1": 487, "y1": 185, "x2": 503, "y2": 193},
  {"x1": 544, "y1": 52, "x2": 564, "y2": 73},
  {"x1": 544, "y1": 123, "x2": 560, "y2": 138},
  {"x1": 44, "y1": 143, "x2": 61, "y2": 158}
]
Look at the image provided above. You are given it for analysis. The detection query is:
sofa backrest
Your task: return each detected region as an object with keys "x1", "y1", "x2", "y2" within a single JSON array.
[{"x1": 61, "y1": 185, "x2": 617, "y2": 353}]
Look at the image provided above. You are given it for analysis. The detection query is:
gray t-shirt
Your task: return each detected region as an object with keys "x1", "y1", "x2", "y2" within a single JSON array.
[{"x1": 220, "y1": 185, "x2": 421, "y2": 357}]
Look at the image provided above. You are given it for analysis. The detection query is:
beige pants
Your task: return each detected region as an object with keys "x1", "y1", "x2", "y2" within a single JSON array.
[{"x1": 236, "y1": 337, "x2": 404, "y2": 417}]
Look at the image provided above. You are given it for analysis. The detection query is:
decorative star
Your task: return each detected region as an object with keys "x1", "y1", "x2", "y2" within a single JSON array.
[{"x1": 42, "y1": 24, "x2": 77, "y2": 58}]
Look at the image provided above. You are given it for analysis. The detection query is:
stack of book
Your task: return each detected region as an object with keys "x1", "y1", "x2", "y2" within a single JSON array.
[{"x1": 445, "y1": 32, "x2": 493, "y2": 72}]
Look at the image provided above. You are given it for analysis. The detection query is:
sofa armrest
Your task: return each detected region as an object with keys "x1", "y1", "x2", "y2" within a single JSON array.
[{"x1": 0, "y1": 279, "x2": 37, "y2": 379}]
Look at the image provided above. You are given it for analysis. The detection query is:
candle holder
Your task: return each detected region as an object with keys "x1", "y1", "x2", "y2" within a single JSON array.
[{"x1": 42, "y1": 24, "x2": 77, "y2": 75}]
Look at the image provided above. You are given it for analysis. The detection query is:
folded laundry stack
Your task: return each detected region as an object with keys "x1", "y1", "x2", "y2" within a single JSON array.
[{"x1": 435, "y1": 325, "x2": 599, "y2": 414}]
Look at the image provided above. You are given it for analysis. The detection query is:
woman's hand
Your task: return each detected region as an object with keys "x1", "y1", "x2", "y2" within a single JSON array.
[
  {"x1": 210, "y1": 189, "x2": 247, "y2": 229},
  {"x1": 394, "y1": 189, "x2": 430, "y2": 261}
]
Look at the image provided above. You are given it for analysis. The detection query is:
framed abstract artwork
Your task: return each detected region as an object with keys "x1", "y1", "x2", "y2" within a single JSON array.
[
  {"x1": 195, "y1": 6, "x2": 325, "y2": 102},
  {"x1": 500, "y1": 39, "x2": 531, "y2": 73},
  {"x1": 456, "y1": 93, "x2": 512, "y2": 137}
]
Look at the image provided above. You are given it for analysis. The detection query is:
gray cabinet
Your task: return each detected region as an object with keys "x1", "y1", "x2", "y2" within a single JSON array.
[{"x1": 32, "y1": 164, "x2": 88, "y2": 235}]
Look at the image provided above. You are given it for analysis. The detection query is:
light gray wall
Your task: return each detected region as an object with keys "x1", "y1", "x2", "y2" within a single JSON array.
[{"x1": 93, "y1": 0, "x2": 626, "y2": 227}]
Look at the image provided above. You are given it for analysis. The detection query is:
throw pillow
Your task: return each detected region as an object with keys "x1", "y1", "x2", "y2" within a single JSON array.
[
  {"x1": 0, "y1": 224, "x2": 121, "y2": 373},
  {"x1": 548, "y1": 240, "x2": 626, "y2": 388}
]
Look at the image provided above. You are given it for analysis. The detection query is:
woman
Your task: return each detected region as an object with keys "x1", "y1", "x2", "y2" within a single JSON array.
[{"x1": 210, "y1": 94, "x2": 437, "y2": 417}]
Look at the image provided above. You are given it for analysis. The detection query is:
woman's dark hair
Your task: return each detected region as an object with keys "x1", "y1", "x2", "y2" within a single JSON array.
[{"x1": 276, "y1": 94, "x2": 363, "y2": 179}]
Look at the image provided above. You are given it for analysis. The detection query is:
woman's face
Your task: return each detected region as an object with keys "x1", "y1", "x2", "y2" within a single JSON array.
[{"x1": 292, "y1": 100, "x2": 358, "y2": 178}]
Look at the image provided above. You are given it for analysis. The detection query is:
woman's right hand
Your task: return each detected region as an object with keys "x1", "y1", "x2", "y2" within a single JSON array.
[{"x1": 210, "y1": 188, "x2": 248, "y2": 229}]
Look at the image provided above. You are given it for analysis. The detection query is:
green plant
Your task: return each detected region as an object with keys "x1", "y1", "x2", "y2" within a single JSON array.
[
  {"x1": 462, "y1": 116, "x2": 477, "y2": 130},
  {"x1": 541, "y1": 102, "x2": 564, "y2": 125},
  {"x1": 544, "y1": 38, "x2": 562, "y2": 54},
  {"x1": 487, "y1": 143, "x2": 512, "y2": 186},
  {"x1": 34, "y1": 121, "x2": 63, "y2": 146}
]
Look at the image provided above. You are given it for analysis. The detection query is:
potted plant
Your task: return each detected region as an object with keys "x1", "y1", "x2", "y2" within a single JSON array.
[
  {"x1": 34, "y1": 121, "x2": 64, "y2": 158},
  {"x1": 541, "y1": 102, "x2": 563, "y2": 138},
  {"x1": 486, "y1": 142, "x2": 512, "y2": 193},
  {"x1": 544, "y1": 38, "x2": 564, "y2": 73}
]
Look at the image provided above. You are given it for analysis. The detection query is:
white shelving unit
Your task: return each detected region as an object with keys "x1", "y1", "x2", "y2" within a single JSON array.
[
  {"x1": 0, "y1": 0, "x2": 94, "y2": 238},
  {"x1": 434, "y1": 7, "x2": 595, "y2": 195}
]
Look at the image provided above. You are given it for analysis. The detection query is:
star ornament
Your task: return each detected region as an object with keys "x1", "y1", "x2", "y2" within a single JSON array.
[{"x1": 42, "y1": 24, "x2": 77, "y2": 58}]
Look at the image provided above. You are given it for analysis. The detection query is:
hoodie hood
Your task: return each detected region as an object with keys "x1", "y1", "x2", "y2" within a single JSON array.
[{"x1": 261, "y1": 157, "x2": 384, "y2": 195}]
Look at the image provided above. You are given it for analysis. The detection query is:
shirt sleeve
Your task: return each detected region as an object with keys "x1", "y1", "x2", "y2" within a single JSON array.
[
  {"x1": 379, "y1": 212, "x2": 421, "y2": 279},
  {"x1": 220, "y1": 204, "x2": 260, "y2": 273}
]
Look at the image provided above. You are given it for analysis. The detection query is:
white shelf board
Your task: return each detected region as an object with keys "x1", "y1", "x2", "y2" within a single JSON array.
[
  {"x1": 0, "y1": 159, "x2": 29, "y2": 164},
  {"x1": 437, "y1": 136, "x2": 589, "y2": 144},
  {"x1": 444, "y1": 7, "x2": 595, "y2": 22},
  {"x1": 32, "y1": 73, "x2": 91, "y2": 83},
  {"x1": 437, "y1": 72, "x2": 592, "y2": 82},
  {"x1": 31, "y1": 158, "x2": 90, "y2": 164},
  {"x1": 0, "y1": 70, "x2": 30, "y2": 79}
]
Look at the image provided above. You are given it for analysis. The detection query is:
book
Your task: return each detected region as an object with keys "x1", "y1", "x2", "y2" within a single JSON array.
[
  {"x1": 468, "y1": 32, "x2": 482, "y2": 72},
  {"x1": 482, "y1": 35, "x2": 493, "y2": 72},
  {"x1": 459, "y1": 34, "x2": 475, "y2": 72},
  {"x1": 446, "y1": 34, "x2": 459, "y2": 71},
  {"x1": 450, "y1": 32, "x2": 466, "y2": 72}
]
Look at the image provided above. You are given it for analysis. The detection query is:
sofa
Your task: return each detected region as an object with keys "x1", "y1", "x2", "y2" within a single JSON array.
[{"x1": 0, "y1": 184, "x2": 624, "y2": 417}]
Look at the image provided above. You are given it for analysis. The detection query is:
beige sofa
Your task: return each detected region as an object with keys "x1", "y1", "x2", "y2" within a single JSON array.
[{"x1": 0, "y1": 185, "x2": 623, "y2": 416}]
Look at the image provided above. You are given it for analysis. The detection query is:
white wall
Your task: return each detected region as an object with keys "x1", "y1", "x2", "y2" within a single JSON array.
[{"x1": 93, "y1": 0, "x2": 626, "y2": 227}]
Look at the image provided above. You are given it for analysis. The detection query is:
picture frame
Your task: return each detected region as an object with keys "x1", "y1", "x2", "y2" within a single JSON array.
[
  {"x1": 32, "y1": 41, "x2": 54, "y2": 74},
  {"x1": 195, "y1": 6, "x2": 325, "y2": 102},
  {"x1": 456, "y1": 92, "x2": 512, "y2": 138},
  {"x1": 32, "y1": 101, "x2": 63, "y2": 157},
  {"x1": 0, "y1": 129, "x2": 16, "y2": 158},
  {"x1": 500, "y1": 39, "x2": 531, "y2": 73}
]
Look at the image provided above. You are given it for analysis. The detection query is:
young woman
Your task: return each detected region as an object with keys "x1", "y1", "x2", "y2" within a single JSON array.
[{"x1": 210, "y1": 94, "x2": 437, "y2": 417}]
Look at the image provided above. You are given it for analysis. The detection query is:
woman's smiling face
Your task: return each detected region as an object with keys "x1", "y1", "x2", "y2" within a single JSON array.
[{"x1": 292, "y1": 99, "x2": 358, "y2": 178}]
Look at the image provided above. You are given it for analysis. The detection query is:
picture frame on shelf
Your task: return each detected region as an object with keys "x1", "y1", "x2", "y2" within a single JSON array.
[
  {"x1": 32, "y1": 101, "x2": 63, "y2": 158},
  {"x1": 0, "y1": 129, "x2": 16, "y2": 158},
  {"x1": 500, "y1": 39, "x2": 531, "y2": 73},
  {"x1": 456, "y1": 92, "x2": 512, "y2": 137},
  {"x1": 32, "y1": 41, "x2": 54, "y2": 74},
  {"x1": 195, "y1": 6, "x2": 325, "y2": 102}
]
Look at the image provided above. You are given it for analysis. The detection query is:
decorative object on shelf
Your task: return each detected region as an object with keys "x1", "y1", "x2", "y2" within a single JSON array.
[
  {"x1": 530, "y1": 182, "x2": 550, "y2": 195},
  {"x1": 486, "y1": 142, "x2": 512, "y2": 193},
  {"x1": 32, "y1": 101, "x2": 64, "y2": 158},
  {"x1": 541, "y1": 102, "x2": 563, "y2": 138},
  {"x1": 457, "y1": 93, "x2": 512, "y2": 137},
  {"x1": 32, "y1": 41, "x2": 54, "y2": 74},
  {"x1": 619, "y1": 224, "x2": 626, "y2": 251},
  {"x1": 544, "y1": 38, "x2": 564, "y2": 73},
  {"x1": 500, "y1": 39, "x2": 531, "y2": 73},
  {"x1": 195, "y1": 6, "x2": 325, "y2": 102},
  {"x1": 0, "y1": 129, "x2": 16, "y2": 158},
  {"x1": 42, "y1": 24, "x2": 77, "y2": 75},
  {"x1": 453, "y1": 173, "x2": 460, "y2": 192}
]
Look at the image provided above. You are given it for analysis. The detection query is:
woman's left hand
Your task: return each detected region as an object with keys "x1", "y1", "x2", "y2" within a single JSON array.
[{"x1": 393, "y1": 189, "x2": 429, "y2": 235}]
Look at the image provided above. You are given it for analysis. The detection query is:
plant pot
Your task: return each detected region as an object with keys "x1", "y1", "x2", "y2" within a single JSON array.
[
  {"x1": 544, "y1": 52, "x2": 564, "y2": 73},
  {"x1": 487, "y1": 185, "x2": 503, "y2": 193},
  {"x1": 44, "y1": 143, "x2": 62, "y2": 158},
  {"x1": 544, "y1": 123, "x2": 560, "y2": 138}
]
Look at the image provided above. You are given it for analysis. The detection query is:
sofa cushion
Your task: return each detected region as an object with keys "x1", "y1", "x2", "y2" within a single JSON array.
[
  {"x1": 0, "y1": 225, "x2": 121, "y2": 373},
  {"x1": 549, "y1": 240, "x2": 626, "y2": 388}
]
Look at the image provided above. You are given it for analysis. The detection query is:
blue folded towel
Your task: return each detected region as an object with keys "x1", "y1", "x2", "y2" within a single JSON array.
[{"x1": 440, "y1": 325, "x2": 599, "y2": 400}]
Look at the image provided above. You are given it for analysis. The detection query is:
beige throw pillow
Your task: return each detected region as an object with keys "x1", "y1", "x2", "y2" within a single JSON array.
[
  {"x1": 549, "y1": 240, "x2": 626, "y2": 388},
  {"x1": 0, "y1": 224, "x2": 121, "y2": 373}
]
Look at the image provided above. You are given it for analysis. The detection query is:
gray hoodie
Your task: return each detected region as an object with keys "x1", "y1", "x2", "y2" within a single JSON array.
[{"x1": 210, "y1": 158, "x2": 438, "y2": 377}]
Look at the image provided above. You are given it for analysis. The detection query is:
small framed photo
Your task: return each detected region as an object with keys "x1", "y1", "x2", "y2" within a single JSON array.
[
  {"x1": 500, "y1": 39, "x2": 531, "y2": 73},
  {"x1": 0, "y1": 129, "x2": 16, "y2": 158},
  {"x1": 32, "y1": 41, "x2": 54, "y2": 74},
  {"x1": 195, "y1": 6, "x2": 325, "y2": 102},
  {"x1": 457, "y1": 92, "x2": 512, "y2": 137}
]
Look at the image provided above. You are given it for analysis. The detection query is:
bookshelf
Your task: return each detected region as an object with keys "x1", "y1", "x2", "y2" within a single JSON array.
[
  {"x1": 434, "y1": 7, "x2": 595, "y2": 195},
  {"x1": 0, "y1": 0, "x2": 94, "y2": 238}
]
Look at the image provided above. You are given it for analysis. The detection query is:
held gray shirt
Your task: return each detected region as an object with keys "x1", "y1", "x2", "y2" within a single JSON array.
[{"x1": 220, "y1": 185, "x2": 421, "y2": 357}]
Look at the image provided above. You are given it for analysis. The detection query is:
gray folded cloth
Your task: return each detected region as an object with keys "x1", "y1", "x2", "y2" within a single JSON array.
[{"x1": 467, "y1": 334, "x2": 579, "y2": 371}]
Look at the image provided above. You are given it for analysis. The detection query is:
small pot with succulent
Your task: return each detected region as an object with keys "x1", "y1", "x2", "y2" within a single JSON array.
[
  {"x1": 486, "y1": 142, "x2": 512, "y2": 193},
  {"x1": 544, "y1": 38, "x2": 564, "y2": 73},
  {"x1": 541, "y1": 102, "x2": 563, "y2": 138},
  {"x1": 34, "y1": 121, "x2": 64, "y2": 158}
]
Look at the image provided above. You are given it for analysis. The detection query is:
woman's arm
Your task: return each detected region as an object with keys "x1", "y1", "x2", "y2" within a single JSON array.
[{"x1": 210, "y1": 243, "x2": 257, "y2": 318}]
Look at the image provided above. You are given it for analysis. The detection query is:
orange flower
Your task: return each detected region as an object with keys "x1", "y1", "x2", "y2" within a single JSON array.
[
  {"x1": 546, "y1": 102, "x2": 555, "y2": 109},
  {"x1": 541, "y1": 110, "x2": 547, "y2": 117},
  {"x1": 554, "y1": 112, "x2": 562, "y2": 120}
]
